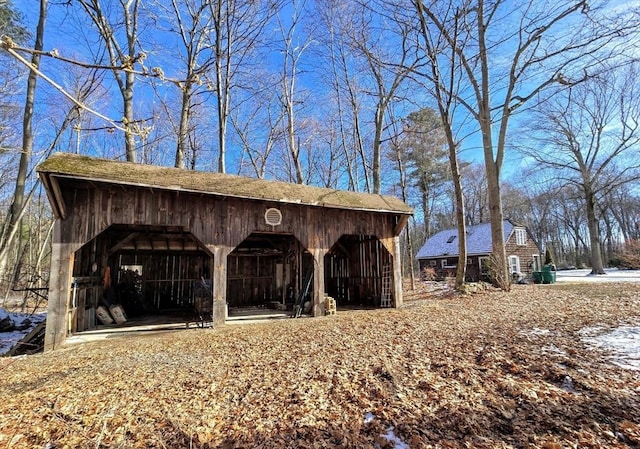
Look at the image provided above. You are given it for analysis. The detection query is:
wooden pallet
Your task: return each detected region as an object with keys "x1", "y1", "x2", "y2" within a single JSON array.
[{"x1": 7, "y1": 321, "x2": 46, "y2": 357}]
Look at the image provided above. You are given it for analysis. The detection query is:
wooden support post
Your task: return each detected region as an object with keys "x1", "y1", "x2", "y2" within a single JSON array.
[
  {"x1": 211, "y1": 246, "x2": 231, "y2": 326},
  {"x1": 393, "y1": 235, "x2": 403, "y2": 308},
  {"x1": 312, "y1": 248, "x2": 326, "y2": 317},
  {"x1": 44, "y1": 221, "x2": 78, "y2": 351}
]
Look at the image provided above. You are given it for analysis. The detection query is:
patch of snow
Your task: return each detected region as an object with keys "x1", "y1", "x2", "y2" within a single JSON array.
[
  {"x1": 0, "y1": 307, "x2": 10, "y2": 320},
  {"x1": 365, "y1": 415, "x2": 408, "y2": 449},
  {"x1": 541, "y1": 344, "x2": 568, "y2": 357},
  {"x1": 556, "y1": 268, "x2": 640, "y2": 283},
  {"x1": 0, "y1": 309, "x2": 46, "y2": 356},
  {"x1": 526, "y1": 328, "x2": 551, "y2": 336},
  {"x1": 580, "y1": 325, "x2": 640, "y2": 370},
  {"x1": 379, "y1": 427, "x2": 409, "y2": 449},
  {"x1": 560, "y1": 375, "x2": 575, "y2": 392}
]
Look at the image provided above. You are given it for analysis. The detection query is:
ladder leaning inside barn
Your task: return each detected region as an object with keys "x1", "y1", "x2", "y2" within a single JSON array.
[
  {"x1": 292, "y1": 266, "x2": 314, "y2": 318},
  {"x1": 380, "y1": 264, "x2": 392, "y2": 308}
]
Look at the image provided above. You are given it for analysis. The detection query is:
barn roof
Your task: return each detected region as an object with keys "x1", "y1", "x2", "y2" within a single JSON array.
[
  {"x1": 416, "y1": 220, "x2": 517, "y2": 259},
  {"x1": 37, "y1": 153, "x2": 413, "y2": 219}
]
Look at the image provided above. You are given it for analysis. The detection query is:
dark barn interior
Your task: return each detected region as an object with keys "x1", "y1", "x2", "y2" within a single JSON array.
[
  {"x1": 69, "y1": 224, "x2": 213, "y2": 332},
  {"x1": 324, "y1": 235, "x2": 392, "y2": 308},
  {"x1": 69, "y1": 228, "x2": 393, "y2": 333}
]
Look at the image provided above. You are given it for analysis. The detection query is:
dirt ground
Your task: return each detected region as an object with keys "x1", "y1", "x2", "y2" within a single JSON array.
[{"x1": 1, "y1": 282, "x2": 640, "y2": 448}]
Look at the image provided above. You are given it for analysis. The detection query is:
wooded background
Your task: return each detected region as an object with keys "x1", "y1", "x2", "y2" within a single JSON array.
[{"x1": 1, "y1": 0, "x2": 639, "y2": 300}]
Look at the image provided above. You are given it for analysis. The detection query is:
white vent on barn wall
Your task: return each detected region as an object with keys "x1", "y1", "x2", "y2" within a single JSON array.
[{"x1": 265, "y1": 208, "x2": 282, "y2": 226}]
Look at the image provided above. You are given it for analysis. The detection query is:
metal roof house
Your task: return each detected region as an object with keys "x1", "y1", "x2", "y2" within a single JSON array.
[
  {"x1": 416, "y1": 220, "x2": 542, "y2": 281},
  {"x1": 38, "y1": 153, "x2": 412, "y2": 351}
]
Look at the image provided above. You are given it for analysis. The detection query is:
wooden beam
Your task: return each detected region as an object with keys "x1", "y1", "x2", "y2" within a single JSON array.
[
  {"x1": 211, "y1": 246, "x2": 231, "y2": 326},
  {"x1": 108, "y1": 232, "x2": 140, "y2": 255},
  {"x1": 392, "y1": 236, "x2": 403, "y2": 308},
  {"x1": 40, "y1": 175, "x2": 68, "y2": 220},
  {"x1": 393, "y1": 214, "x2": 410, "y2": 237},
  {"x1": 312, "y1": 248, "x2": 326, "y2": 317},
  {"x1": 44, "y1": 222, "x2": 78, "y2": 351}
]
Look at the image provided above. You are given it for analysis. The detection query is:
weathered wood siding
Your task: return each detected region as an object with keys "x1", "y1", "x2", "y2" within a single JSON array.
[{"x1": 58, "y1": 182, "x2": 399, "y2": 250}]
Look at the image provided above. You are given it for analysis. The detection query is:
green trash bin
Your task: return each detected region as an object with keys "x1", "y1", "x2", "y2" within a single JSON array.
[
  {"x1": 541, "y1": 264, "x2": 556, "y2": 284},
  {"x1": 533, "y1": 271, "x2": 543, "y2": 284}
]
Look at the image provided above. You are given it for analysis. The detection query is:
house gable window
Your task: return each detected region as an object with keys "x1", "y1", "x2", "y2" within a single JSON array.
[{"x1": 515, "y1": 228, "x2": 527, "y2": 246}]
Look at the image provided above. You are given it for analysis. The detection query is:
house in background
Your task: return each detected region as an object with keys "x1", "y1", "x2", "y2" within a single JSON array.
[{"x1": 416, "y1": 219, "x2": 542, "y2": 282}]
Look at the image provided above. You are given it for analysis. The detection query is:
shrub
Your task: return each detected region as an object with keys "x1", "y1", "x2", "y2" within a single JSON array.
[
  {"x1": 615, "y1": 240, "x2": 640, "y2": 269},
  {"x1": 422, "y1": 266, "x2": 437, "y2": 281},
  {"x1": 544, "y1": 247, "x2": 555, "y2": 266},
  {"x1": 485, "y1": 254, "x2": 510, "y2": 290}
]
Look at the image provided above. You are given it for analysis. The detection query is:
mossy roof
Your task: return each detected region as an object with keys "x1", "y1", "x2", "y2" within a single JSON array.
[{"x1": 37, "y1": 153, "x2": 413, "y2": 216}]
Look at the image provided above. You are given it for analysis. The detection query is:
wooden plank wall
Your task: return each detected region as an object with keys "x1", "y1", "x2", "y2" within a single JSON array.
[
  {"x1": 505, "y1": 235, "x2": 541, "y2": 275},
  {"x1": 325, "y1": 236, "x2": 392, "y2": 306},
  {"x1": 59, "y1": 181, "x2": 401, "y2": 260},
  {"x1": 227, "y1": 254, "x2": 278, "y2": 307}
]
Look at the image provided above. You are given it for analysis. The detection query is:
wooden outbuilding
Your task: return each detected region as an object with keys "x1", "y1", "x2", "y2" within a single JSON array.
[{"x1": 37, "y1": 153, "x2": 412, "y2": 350}]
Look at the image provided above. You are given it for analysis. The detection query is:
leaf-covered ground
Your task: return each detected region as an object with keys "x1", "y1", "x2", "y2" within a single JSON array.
[{"x1": 1, "y1": 282, "x2": 640, "y2": 448}]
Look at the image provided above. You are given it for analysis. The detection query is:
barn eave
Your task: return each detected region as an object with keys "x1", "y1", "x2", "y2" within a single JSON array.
[
  {"x1": 41, "y1": 172, "x2": 413, "y2": 217},
  {"x1": 36, "y1": 153, "x2": 413, "y2": 217}
]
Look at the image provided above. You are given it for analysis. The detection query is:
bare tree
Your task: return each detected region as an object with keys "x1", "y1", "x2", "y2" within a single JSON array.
[
  {"x1": 148, "y1": 0, "x2": 213, "y2": 168},
  {"x1": 275, "y1": 0, "x2": 314, "y2": 184},
  {"x1": 313, "y1": 0, "x2": 369, "y2": 191},
  {"x1": 388, "y1": 117, "x2": 417, "y2": 289},
  {"x1": 230, "y1": 75, "x2": 284, "y2": 178},
  {"x1": 76, "y1": 0, "x2": 145, "y2": 162},
  {"x1": 461, "y1": 163, "x2": 488, "y2": 225},
  {"x1": 0, "y1": 0, "x2": 46, "y2": 285},
  {"x1": 0, "y1": 1, "x2": 29, "y2": 154},
  {"x1": 206, "y1": 0, "x2": 283, "y2": 173},
  {"x1": 410, "y1": 0, "x2": 640, "y2": 288},
  {"x1": 346, "y1": 2, "x2": 425, "y2": 194},
  {"x1": 520, "y1": 67, "x2": 640, "y2": 274},
  {"x1": 411, "y1": 0, "x2": 469, "y2": 288},
  {"x1": 605, "y1": 185, "x2": 640, "y2": 241}
]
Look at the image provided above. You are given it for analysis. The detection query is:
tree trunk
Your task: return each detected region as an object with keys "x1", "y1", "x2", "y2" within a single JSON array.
[
  {"x1": 123, "y1": 71, "x2": 136, "y2": 162},
  {"x1": 405, "y1": 222, "x2": 416, "y2": 290},
  {"x1": 372, "y1": 104, "x2": 383, "y2": 194},
  {"x1": 585, "y1": 191, "x2": 605, "y2": 274},
  {"x1": 286, "y1": 95, "x2": 303, "y2": 184},
  {"x1": 215, "y1": 55, "x2": 228, "y2": 173},
  {"x1": 0, "y1": 0, "x2": 47, "y2": 283},
  {"x1": 392, "y1": 140, "x2": 415, "y2": 290},
  {"x1": 485, "y1": 158, "x2": 509, "y2": 289},
  {"x1": 452, "y1": 155, "x2": 466, "y2": 289},
  {"x1": 421, "y1": 185, "x2": 430, "y2": 238},
  {"x1": 175, "y1": 82, "x2": 192, "y2": 169},
  {"x1": 477, "y1": 0, "x2": 508, "y2": 291}
]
